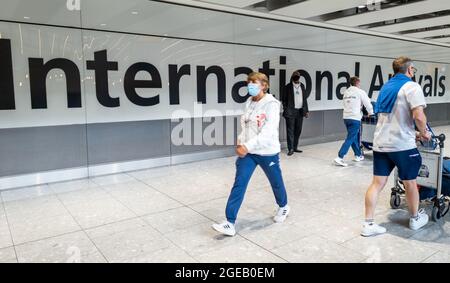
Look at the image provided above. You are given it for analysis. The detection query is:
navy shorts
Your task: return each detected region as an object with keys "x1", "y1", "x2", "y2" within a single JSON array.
[{"x1": 373, "y1": 148, "x2": 422, "y2": 181}]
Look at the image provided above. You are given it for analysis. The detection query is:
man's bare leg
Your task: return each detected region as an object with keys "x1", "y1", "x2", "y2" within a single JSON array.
[
  {"x1": 362, "y1": 175, "x2": 389, "y2": 237},
  {"x1": 365, "y1": 176, "x2": 389, "y2": 220},
  {"x1": 402, "y1": 180, "x2": 419, "y2": 217}
]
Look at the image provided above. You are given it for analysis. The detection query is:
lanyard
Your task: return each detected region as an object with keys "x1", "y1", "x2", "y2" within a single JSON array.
[{"x1": 294, "y1": 84, "x2": 301, "y2": 95}]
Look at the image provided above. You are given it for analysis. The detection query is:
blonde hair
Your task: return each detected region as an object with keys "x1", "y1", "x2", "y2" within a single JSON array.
[
  {"x1": 393, "y1": 56, "x2": 413, "y2": 74},
  {"x1": 247, "y1": 72, "x2": 270, "y2": 93}
]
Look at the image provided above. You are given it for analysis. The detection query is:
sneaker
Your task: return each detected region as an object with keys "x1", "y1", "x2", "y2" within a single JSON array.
[
  {"x1": 409, "y1": 209, "x2": 429, "y2": 231},
  {"x1": 212, "y1": 221, "x2": 236, "y2": 236},
  {"x1": 333, "y1": 157, "x2": 348, "y2": 167},
  {"x1": 274, "y1": 205, "x2": 290, "y2": 223},
  {"x1": 354, "y1": 156, "x2": 365, "y2": 162},
  {"x1": 361, "y1": 222, "x2": 387, "y2": 237}
]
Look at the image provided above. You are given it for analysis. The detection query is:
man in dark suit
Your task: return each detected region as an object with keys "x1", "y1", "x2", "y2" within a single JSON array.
[{"x1": 281, "y1": 71, "x2": 310, "y2": 156}]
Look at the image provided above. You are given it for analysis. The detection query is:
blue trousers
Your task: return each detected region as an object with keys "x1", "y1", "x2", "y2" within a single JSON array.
[
  {"x1": 338, "y1": 119, "x2": 362, "y2": 159},
  {"x1": 225, "y1": 153, "x2": 288, "y2": 224}
]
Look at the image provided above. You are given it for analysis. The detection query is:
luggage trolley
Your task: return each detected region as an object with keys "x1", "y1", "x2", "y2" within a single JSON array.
[
  {"x1": 360, "y1": 115, "x2": 377, "y2": 153},
  {"x1": 390, "y1": 126, "x2": 448, "y2": 222}
]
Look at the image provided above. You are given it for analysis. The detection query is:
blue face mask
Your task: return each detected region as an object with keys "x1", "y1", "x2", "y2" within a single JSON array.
[{"x1": 248, "y1": 83, "x2": 261, "y2": 97}]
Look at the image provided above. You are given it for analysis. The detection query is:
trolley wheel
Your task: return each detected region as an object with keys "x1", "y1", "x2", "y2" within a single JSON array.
[
  {"x1": 390, "y1": 193, "x2": 401, "y2": 209},
  {"x1": 432, "y1": 205, "x2": 442, "y2": 222}
]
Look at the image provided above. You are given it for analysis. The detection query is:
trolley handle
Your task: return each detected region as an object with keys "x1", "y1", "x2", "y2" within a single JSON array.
[{"x1": 432, "y1": 134, "x2": 446, "y2": 148}]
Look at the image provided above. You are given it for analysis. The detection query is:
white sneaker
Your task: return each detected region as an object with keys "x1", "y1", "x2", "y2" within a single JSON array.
[
  {"x1": 212, "y1": 221, "x2": 236, "y2": 236},
  {"x1": 333, "y1": 157, "x2": 348, "y2": 167},
  {"x1": 361, "y1": 222, "x2": 387, "y2": 237},
  {"x1": 409, "y1": 209, "x2": 429, "y2": 231},
  {"x1": 274, "y1": 205, "x2": 290, "y2": 223},
  {"x1": 354, "y1": 156, "x2": 365, "y2": 162}
]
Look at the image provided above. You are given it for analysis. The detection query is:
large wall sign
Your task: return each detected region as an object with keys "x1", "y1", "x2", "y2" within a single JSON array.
[{"x1": 0, "y1": 23, "x2": 448, "y2": 129}]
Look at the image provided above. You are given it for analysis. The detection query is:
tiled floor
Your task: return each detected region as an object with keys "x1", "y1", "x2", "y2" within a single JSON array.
[{"x1": 1, "y1": 126, "x2": 450, "y2": 263}]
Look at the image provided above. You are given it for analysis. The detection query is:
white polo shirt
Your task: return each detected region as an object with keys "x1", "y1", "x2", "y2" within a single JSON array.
[
  {"x1": 373, "y1": 81, "x2": 427, "y2": 152},
  {"x1": 342, "y1": 86, "x2": 374, "y2": 121},
  {"x1": 293, "y1": 83, "x2": 303, "y2": 109}
]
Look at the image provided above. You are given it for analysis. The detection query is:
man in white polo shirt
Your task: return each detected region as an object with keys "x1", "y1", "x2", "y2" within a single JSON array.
[
  {"x1": 334, "y1": 76, "x2": 374, "y2": 167},
  {"x1": 361, "y1": 57, "x2": 431, "y2": 237}
]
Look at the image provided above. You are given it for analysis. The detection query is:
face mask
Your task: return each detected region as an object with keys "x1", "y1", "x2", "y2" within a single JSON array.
[{"x1": 248, "y1": 83, "x2": 261, "y2": 97}]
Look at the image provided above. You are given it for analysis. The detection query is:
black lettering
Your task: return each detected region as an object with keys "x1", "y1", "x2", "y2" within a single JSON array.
[
  {"x1": 0, "y1": 39, "x2": 15, "y2": 110},
  {"x1": 258, "y1": 60, "x2": 275, "y2": 86},
  {"x1": 86, "y1": 50, "x2": 119, "y2": 107},
  {"x1": 29, "y1": 58, "x2": 81, "y2": 109},
  {"x1": 316, "y1": 71, "x2": 333, "y2": 100},
  {"x1": 278, "y1": 56, "x2": 286, "y2": 101},
  {"x1": 434, "y1": 68, "x2": 438, "y2": 96},
  {"x1": 298, "y1": 70, "x2": 312, "y2": 99},
  {"x1": 232, "y1": 67, "x2": 252, "y2": 103},
  {"x1": 416, "y1": 75, "x2": 424, "y2": 85},
  {"x1": 354, "y1": 62, "x2": 360, "y2": 77},
  {"x1": 168, "y1": 64, "x2": 190, "y2": 105},
  {"x1": 124, "y1": 62, "x2": 161, "y2": 106},
  {"x1": 196, "y1": 66, "x2": 226, "y2": 104},
  {"x1": 336, "y1": 72, "x2": 350, "y2": 100},
  {"x1": 369, "y1": 65, "x2": 384, "y2": 98},
  {"x1": 423, "y1": 75, "x2": 433, "y2": 97},
  {"x1": 439, "y1": 76, "x2": 446, "y2": 97}
]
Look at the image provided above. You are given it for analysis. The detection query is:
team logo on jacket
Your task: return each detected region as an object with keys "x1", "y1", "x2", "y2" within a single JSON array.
[{"x1": 256, "y1": 114, "x2": 267, "y2": 128}]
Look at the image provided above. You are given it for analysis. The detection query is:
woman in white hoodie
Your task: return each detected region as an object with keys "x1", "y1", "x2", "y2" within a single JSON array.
[{"x1": 212, "y1": 72, "x2": 290, "y2": 237}]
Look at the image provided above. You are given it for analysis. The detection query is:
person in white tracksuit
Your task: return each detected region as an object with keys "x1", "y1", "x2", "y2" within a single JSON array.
[
  {"x1": 212, "y1": 72, "x2": 290, "y2": 237},
  {"x1": 334, "y1": 76, "x2": 374, "y2": 167}
]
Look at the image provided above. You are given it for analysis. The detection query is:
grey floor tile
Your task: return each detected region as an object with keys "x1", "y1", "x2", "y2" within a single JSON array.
[
  {"x1": 1, "y1": 185, "x2": 54, "y2": 202},
  {"x1": 422, "y1": 251, "x2": 450, "y2": 263},
  {"x1": 195, "y1": 240, "x2": 286, "y2": 263},
  {"x1": 120, "y1": 244, "x2": 198, "y2": 263},
  {"x1": 3, "y1": 195, "x2": 67, "y2": 220},
  {"x1": 142, "y1": 206, "x2": 210, "y2": 234},
  {"x1": 9, "y1": 213, "x2": 81, "y2": 245},
  {"x1": 0, "y1": 205, "x2": 13, "y2": 249},
  {"x1": 64, "y1": 197, "x2": 136, "y2": 229},
  {"x1": 85, "y1": 218, "x2": 172, "y2": 262},
  {"x1": 50, "y1": 179, "x2": 99, "y2": 194},
  {"x1": 343, "y1": 233, "x2": 438, "y2": 263},
  {"x1": 271, "y1": 235, "x2": 366, "y2": 263},
  {"x1": 108, "y1": 186, "x2": 183, "y2": 216},
  {"x1": 165, "y1": 223, "x2": 247, "y2": 257},
  {"x1": 57, "y1": 187, "x2": 111, "y2": 206},
  {"x1": 0, "y1": 247, "x2": 17, "y2": 263},
  {"x1": 15, "y1": 231, "x2": 106, "y2": 263}
]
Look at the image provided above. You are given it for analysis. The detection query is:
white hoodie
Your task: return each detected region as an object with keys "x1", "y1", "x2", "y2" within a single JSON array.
[
  {"x1": 238, "y1": 93, "x2": 281, "y2": 156},
  {"x1": 342, "y1": 86, "x2": 374, "y2": 121}
]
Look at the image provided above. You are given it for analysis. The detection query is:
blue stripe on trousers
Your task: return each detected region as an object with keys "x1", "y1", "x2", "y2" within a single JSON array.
[
  {"x1": 225, "y1": 153, "x2": 288, "y2": 224},
  {"x1": 338, "y1": 119, "x2": 362, "y2": 159}
]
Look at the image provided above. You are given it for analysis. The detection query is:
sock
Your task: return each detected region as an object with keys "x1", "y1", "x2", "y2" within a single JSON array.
[{"x1": 365, "y1": 219, "x2": 374, "y2": 224}]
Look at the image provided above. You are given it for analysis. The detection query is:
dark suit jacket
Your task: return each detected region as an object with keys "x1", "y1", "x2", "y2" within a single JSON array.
[{"x1": 281, "y1": 82, "x2": 309, "y2": 118}]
